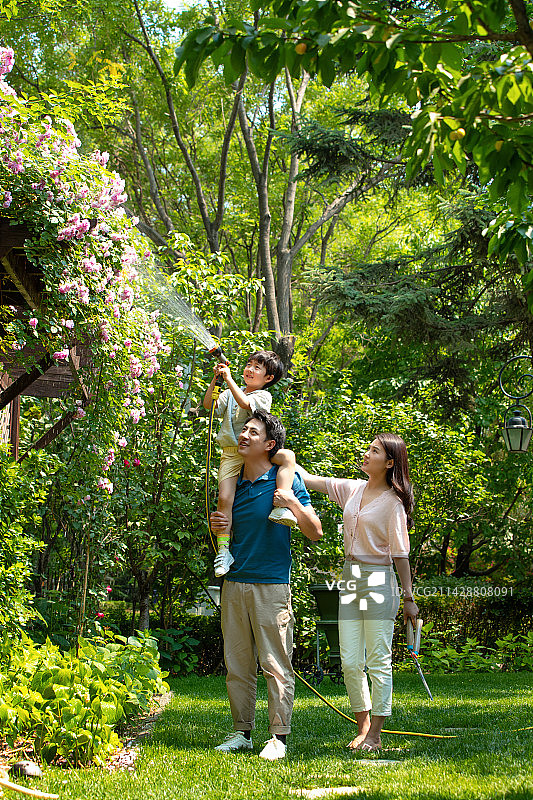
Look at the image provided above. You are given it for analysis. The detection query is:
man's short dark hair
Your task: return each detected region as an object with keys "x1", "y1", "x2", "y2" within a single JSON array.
[
  {"x1": 247, "y1": 350, "x2": 284, "y2": 388},
  {"x1": 246, "y1": 409, "x2": 286, "y2": 457}
]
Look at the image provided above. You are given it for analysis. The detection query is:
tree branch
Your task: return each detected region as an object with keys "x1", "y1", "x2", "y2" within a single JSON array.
[
  {"x1": 509, "y1": 0, "x2": 533, "y2": 57},
  {"x1": 126, "y1": 0, "x2": 219, "y2": 251},
  {"x1": 131, "y1": 92, "x2": 175, "y2": 233},
  {"x1": 290, "y1": 160, "x2": 399, "y2": 260},
  {"x1": 237, "y1": 93, "x2": 281, "y2": 336},
  {"x1": 214, "y1": 72, "x2": 247, "y2": 230}
]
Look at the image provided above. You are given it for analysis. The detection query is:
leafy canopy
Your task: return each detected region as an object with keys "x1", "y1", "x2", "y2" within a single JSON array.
[{"x1": 175, "y1": 0, "x2": 533, "y2": 295}]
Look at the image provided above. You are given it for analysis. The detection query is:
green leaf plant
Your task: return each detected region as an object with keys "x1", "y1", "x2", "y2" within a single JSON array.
[
  {"x1": 0, "y1": 629, "x2": 168, "y2": 765},
  {"x1": 174, "y1": 1, "x2": 533, "y2": 302}
]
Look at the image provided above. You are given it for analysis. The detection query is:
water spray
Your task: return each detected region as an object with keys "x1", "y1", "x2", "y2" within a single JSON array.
[{"x1": 135, "y1": 260, "x2": 231, "y2": 552}]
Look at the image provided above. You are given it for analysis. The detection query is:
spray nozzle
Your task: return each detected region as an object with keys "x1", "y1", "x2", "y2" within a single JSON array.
[
  {"x1": 208, "y1": 345, "x2": 229, "y2": 366},
  {"x1": 208, "y1": 345, "x2": 229, "y2": 393}
]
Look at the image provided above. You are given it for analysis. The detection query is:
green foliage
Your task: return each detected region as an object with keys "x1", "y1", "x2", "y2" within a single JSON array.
[
  {"x1": 494, "y1": 631, "x2": 533, "y2": 671},
  {"x1": 99, "y1": 603, "x2": 224, "y2": 676},
  {"x1": 149, "y1": 628, "x2": 200, "y2": 676},
  {"x1": 0, "y1": 447, "x2": 59, "y2": 632},
  {"x1": 0, "y1": 630, "x2": 168, "y2": 765},
  {"x1": 417, "y1": 624, "x2": 533, "y2": 674},
  {"x1": 30, "y1": 592, "x2": 102, "y2": 651},
  {"x1": 175, "y1": 1, "x2": 533, "y2": 284},
  {"x1": 278, "y1": 391, "x2": 494, "y2": 578},
  {"x1": 278, "y1": 119, "x2": 370, "y2": 184},
  {"x1": 166, "y1": 613, "x2": 224, "y2": 676}
]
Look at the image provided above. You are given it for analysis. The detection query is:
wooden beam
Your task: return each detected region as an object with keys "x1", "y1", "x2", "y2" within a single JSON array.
[
  {"x1": 17, "y1": 392, "x2": 92, "y2": 462},
  {"x1": 0, "y1": 353, "x2": 54, "y2": 411},
  {"x1": 1, "y1": 251, "x2": 41, "y2": 309}
]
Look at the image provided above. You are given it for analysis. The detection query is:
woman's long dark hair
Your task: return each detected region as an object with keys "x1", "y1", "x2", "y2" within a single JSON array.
[{"x1": 376, "y1": 433, "x2": 414, "y2": 530}]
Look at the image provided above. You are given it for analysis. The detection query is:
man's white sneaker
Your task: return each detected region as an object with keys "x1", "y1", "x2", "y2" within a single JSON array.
[
  {"x1": 214, "y1": 546, "x2": 234, "y2": 577},
  {"x1": 214, "y1": 732, "x2": 253, "y2": 752},
  {"x1": 268, "y1": 507, "x2": 298, "y2": 527},
  {"x1": 259, "y1": 736, "x2": 286, "y2": 760}
]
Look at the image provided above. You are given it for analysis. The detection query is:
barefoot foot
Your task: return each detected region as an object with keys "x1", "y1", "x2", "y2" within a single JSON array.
[
  {"x1": 347, "y1": 731, "x2": 370, "y2": 750},
  {"x1": 358, "y1": 738, "x2": 382, "y2": 752}
]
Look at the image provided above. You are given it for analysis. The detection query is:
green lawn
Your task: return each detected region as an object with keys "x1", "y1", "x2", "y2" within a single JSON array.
[{"x1": 25, "y1": 673, "x2": 533, "y2": 799}]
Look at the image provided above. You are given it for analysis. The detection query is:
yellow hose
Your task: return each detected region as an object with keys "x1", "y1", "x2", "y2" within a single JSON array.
[
  {"x1": 294, "y1": 671, "x2": 455, "y2": 738},
  {"x1": 294, "y1": 671, "x2": 533, "y2": 739},
  {"x1": 205, "y1": 391, "x2": 220, "y2": 553}
]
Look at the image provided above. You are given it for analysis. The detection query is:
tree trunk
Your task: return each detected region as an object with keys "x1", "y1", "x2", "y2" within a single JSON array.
[
  {"x1": 274, "y1": 334, "x2": 296, "y2": 368},
  {"x1": 237, "y1": 94, "x2": 281, "y2": 337},
  {"x1": 438, "y1": 530, "x2": 451, "y2": 575},
  {"x1": 137, "y1": 569, "x2": 151, "y2": 630}
]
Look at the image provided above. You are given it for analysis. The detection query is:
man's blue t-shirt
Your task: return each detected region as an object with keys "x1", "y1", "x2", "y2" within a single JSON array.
[{"x1": 225, "y1": 464, "x2": 311, "y2": 584}]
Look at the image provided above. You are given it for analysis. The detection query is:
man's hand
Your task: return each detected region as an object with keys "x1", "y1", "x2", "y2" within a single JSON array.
[
  {"x1": 210, "y1": 511, "x2": 230, "y2": 531},
  {"x1": 273, "y1": 488, "x2": 297, "y2": 510},
  {"x1": 273, "y1": 489, "x2": 322, "y2": 542}
]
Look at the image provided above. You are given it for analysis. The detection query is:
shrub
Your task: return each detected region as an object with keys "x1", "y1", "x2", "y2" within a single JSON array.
[
  {"x1": 0, "y1": 448, "x2": 59, "y2": 632},
  {"x1": 160, "y1": 612, "x2": 224, "y2": 676},
  {"x1": 149, "y1": 628, "x2": 200, "y2": 676},
  {"x1": 0, "y1": 630, "x2": 168, "y2": 765},
  {"x1": 102, "y1": 603, "x2": 224, "y2": 676}
]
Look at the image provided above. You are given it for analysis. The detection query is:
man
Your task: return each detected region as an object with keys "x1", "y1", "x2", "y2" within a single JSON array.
[{"x1": 210, "y1": 409, "x2": 322, "y2": 760}]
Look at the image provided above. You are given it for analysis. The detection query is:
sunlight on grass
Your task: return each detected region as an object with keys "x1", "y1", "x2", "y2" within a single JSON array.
[{"x1": 25, "y1": 674, "x2": 533, "y2": 800}]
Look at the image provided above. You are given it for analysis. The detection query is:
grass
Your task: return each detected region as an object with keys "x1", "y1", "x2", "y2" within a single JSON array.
[{"x1": 20, "y1": 672, "x2": 533, "y2": 800}]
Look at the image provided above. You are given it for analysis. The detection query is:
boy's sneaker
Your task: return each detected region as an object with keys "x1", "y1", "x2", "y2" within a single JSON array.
[
  {"x1": 215, "y1": 732, "x2": 253, "y2": 752},
  {"x1": 259, "y1": 736, "x2": 286, "y2": 760},
  {"x1": 214, "y1": 546, "x2": 234, "y2": 577},
  {"x1": 268, "y1": 507, "x2": 298, "y2": 527}
]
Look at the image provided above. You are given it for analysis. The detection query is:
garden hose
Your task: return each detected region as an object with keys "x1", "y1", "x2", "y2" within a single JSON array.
[
  {"x1": 205, "y1": 345, "x2": 229, "y2": 553},
  {"x1": 294, "y1": 671, "x2": 533, "y2": 739},
  {"x1": 205, "y1": 390, "x2": 220, "y2": 553},
  {"x1": 294, "y1": 671, "x2": 455, "y2": 739}
]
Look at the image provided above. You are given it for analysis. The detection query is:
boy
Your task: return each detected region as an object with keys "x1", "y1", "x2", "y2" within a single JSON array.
[{"x1": 203, "y1": 350, "x2": 297, "y2": 577}]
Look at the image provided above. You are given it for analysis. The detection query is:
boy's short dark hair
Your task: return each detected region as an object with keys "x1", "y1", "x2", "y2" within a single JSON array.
[
  {"x1": 247, "y1": 350, "x2": 284, "y2": 388},
  {"x1": 246, "y1": 409, "x2": 286, "y2": 458}
]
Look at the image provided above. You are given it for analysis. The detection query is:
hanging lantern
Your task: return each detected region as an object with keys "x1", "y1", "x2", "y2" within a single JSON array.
[{"x1": 501, "y1": 405, "x2": 533, "y2": 453}]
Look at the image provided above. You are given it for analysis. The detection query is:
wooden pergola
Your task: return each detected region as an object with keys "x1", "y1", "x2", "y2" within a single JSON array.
[{"x1": 0, "y1": 217, "x2": 91, "y2": 460}]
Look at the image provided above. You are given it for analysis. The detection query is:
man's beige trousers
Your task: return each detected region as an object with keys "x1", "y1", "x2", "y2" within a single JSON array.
[{"x1": 221, "y1": 580, "x2": 295, "y2": 735}]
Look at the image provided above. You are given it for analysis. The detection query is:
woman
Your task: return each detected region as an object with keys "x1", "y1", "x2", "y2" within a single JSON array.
[{"x1": 286, "y1": 433, "x2": 419, "y2": 752}]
